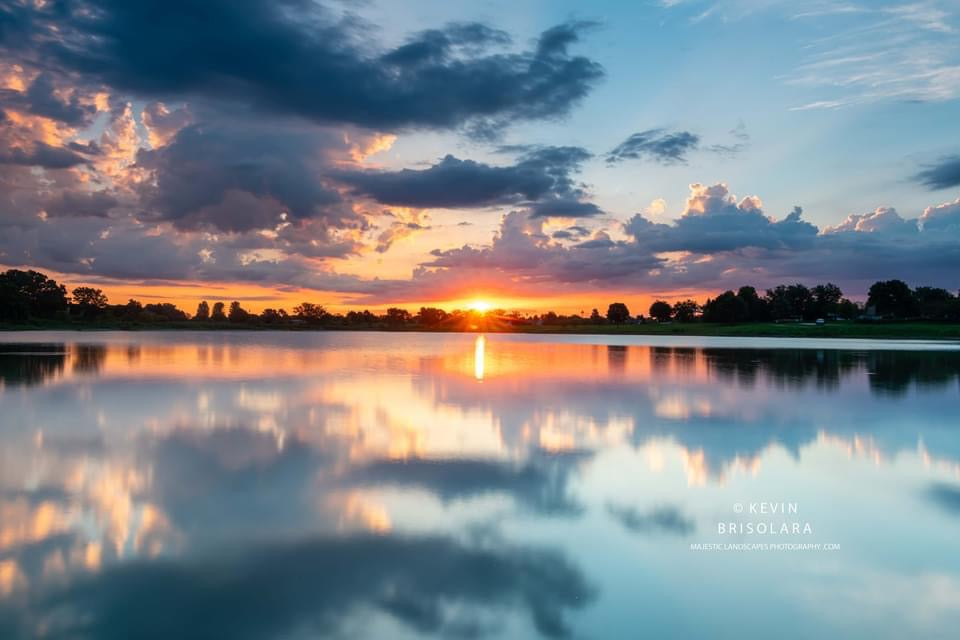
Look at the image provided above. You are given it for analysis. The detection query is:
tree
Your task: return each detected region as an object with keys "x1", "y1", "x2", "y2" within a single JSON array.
[
  {"x1": 867, "y1": 280, "x2": 917, "y2": 318},
  {"x1": 766, "y1": 284, "x2": 812, "y2": 320},
  {"x1": 293, "y1": 302, "x2": 327, "y2": 324},
  {"x1": 346, "y1": 310, "x2": 377, "y2": 325},
  {"x1": 649, "y1": 300, "x2": 672, "y2": 323},
  {"x1": 416, "y1": 307, "x2": 448, "y2": 326},
  {"x1": 702, "y1": 291, "x2": 746, "y2": 323},
  {"x1": 811, "y1": 283, "x2": 843, "y2": 318},
  {"x1": 737, "y1": 286, "x2": 770, "y2": 321},
  {"x1": 384, "y1": 308, "x2": 411, "y2": 326},
  {"x1": 228, "y1": 301, "x2": 249, "y2": 322},
  {"x1": 71, "y1": 286, "x2": 108, "y2": 318},
  {"x1": 194, "y1": 301, "x2": 210, "y2": 321},
  {"x1": 121, "y1": 299, "x2": 144, "y2": 320},
  {"x1": 260, "y1": 308, "x2": 288, "y2": 324},
  {"x1": 589, "y1": 308, "x2": 603, "y2": 324},
  {"x1": 672, "y1": 300, "x2": 700, "y2": 323},
  {"x1": 142, "y1": 303, "x2": 188, "y2": 321},
  {"x1": 211, "y1": 302, "x2": 227, "y2": 322},
  {"x1": 836, "y1": 298, "x2": 861, "y2": 320},
  {"x1": 914, "y1": 286, "x2": 955, "y2": 320},
  {"x1": 606, "y1": 302, "x2": 631, "y2": 324},
  {"x1": 0, "y1": 269, "x2": 68, "y2": 322}
]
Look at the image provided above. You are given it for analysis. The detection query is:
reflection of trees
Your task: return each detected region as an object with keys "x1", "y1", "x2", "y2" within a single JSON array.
[
  {"x1": 71, "y1": 344, "x2": 107, "y2": 374},
  {"x1": 7, "y1": 534, "x2": 594, "y2": 640},
  {"x1": 702, "y1": 348, "x2": 862, "y2": 391},
  {"x1": 0, "y1": 343, "x2": 67, "y2": 388},
  {"x1": 606, "y1": 345, "x2": 627, "y2": 374},
  {"x1": 698, "y1": 348, "x2": 960, "y2": 395},
  {"x1": 865, "y1": 351, "x2": 960, "y2": 396}
]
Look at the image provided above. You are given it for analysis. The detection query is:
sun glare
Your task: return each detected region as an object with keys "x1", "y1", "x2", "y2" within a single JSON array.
[{"x1": 468, "y1": 299, "x2": 492, "y2": 313}]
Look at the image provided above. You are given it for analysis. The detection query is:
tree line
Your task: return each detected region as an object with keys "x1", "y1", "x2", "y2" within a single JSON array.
[{"x1": 1, "y1": 269, "x2": 958, "y2": 327}]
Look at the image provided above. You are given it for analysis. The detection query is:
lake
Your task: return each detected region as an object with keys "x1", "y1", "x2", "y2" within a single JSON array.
[{"x1": 1, "y1": 331, "x2": 959, "y2": 639}]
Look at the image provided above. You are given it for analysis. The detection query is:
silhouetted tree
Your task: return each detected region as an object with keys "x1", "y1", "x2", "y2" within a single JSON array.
[
  {"x1": 811, "y1": 283, "x2": 843, "y2": 319},
  {"x1": 194, "y1": 301, "x2": 210, "y2": 321},
  {"x1": 260, "y1": 308, "x2": 288, "y2": 324},
  {"x1": 737, "y1": 286, "x2": 770, "y2": 321},
  {"x1": 837, "y1": 298, "x2": 861, "y2": 320},
  {"x1": 606, "y1": 302, "x2": 631, "y2": 324},
  {"x1": 71, "y1": 286, "x2": 108, "y2": 318},
  {"x1": 293, "y1": 302, "x2": 327, "y2": 324},
  {"x1": 589, "y1": 308, "x2": 603, "y2": 323},
  {"x1": 649, "y1": 300, "x2": 672, "y2": 323},
  {"x1": 211, "y1": 302, "x2": 227, "y2": 322},
  {"x1": 116, "y1": 299, "x2": 144, "y2": 321},
  {"x1": 416, "y1": 307, "x2": 448, "y2": 326},
  {"x1": 914, "y1": 287, "x2": 956, "y2": 320},
  {"x1": 766, "y1": 284, "x2": 813, "y2": 320},
  {"x1": 867, "y1": 280, "x2": 917, "y2": 318},
  {"x1": 0, "y1": 269, "x2": 68, "y2": 322},
  {"x1": 702, "y1": 291, "x2": 746, "y2": 323},
  {"x1": 346, "y1": 310, "x2": 377, "y2": 325},
  {"x1": 384, "y1": 308, "x2": 411, "y2": 326},
  {"x1": 143, "y1": 303, "x2": 188, "y2": 321},
  {"x1": 672, "y1": 300, "x2": 700, "y2": 323},
  {"x1": 228, "y1": 301, "x2": 249, "y2": 322}
]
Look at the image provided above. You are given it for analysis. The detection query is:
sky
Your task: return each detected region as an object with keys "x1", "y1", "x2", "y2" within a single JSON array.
[{"x1": 1, "y1": 0, "x2": 959, "y2": 313}]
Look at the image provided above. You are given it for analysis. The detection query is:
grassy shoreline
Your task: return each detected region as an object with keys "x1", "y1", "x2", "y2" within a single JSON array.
[{"x1": 2, "y1": 321, "x2": 960, "y2": 340}]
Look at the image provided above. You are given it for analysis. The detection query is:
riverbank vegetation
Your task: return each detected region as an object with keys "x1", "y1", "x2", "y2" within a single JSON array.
[{"x1": 2, "y1": 268, "x2": 959, "y2": 339}]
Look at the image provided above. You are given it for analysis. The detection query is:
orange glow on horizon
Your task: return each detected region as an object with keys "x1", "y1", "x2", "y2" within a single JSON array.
[{"x1": 2, "y1": 263, "x2": 717, "y2": 317}]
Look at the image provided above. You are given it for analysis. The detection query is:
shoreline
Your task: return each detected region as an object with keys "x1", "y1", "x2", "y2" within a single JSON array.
[{"x1": 2, "y1": 322, "x2": 960, "y2": 341}]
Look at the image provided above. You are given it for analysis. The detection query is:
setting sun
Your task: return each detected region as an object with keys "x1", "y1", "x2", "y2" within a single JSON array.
[{"x1": 468, "y1": 300, "x2": 492, "y2": 313}]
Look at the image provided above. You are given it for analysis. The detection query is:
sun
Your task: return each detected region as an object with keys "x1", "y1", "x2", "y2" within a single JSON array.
[{"x1": 468, "y1": 299, "x2": 492, "y2": 313}]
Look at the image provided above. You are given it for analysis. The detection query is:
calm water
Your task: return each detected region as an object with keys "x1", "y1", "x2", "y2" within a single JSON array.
[{"x1": 1, "y1": 331, "x2": 959, "y2": 639}]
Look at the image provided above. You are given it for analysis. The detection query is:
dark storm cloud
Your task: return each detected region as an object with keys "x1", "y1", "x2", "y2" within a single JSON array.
[
  {"x1": 0, "y1": 73, "x2": 96, "y2": 125},
  {"x1": 1, "y1": 535, "x2": 594, "y2": 640},
  {"x1": 0, "y1": 141, "x2": 89, "y2": 169},
  {"x1": 915, "y1": 155, "x2": 960, "y2": 190},
  {"x1": 2, "y1": 1, "x2": 603, "y2": 132},
  {"x1": 135, "y1": 123, "x2": 353, "y2": 232},
  {"x1": 606, "y1": 128, "x2": 701, "y2": 165},
  {"x1": 551, "y1": 225, "x2": 589, "y2": 240},
  {"x1": 528, "y1": 198, "x2": 603, "y2": 219},
  {"x1": 43, "y1": 190, "x2": 118, "y2": 218},
  {"x1": 336, "y1": 146, "x2": 592, "y2": 209}
]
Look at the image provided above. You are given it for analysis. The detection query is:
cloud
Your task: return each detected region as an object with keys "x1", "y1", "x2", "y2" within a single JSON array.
[
  {"x1": 2, "y1": 534, "x2": 594, "y2": 640},
  {"x1": 606, "y1": 128, "x2": 700, "y2": 165},
  {"x1": 369, "y1": 183, "x2": 960, "y2": 303},
  {"x1": 824, "y1": 207, "x2": 919, "y2": 236},
  {"x1": 3, "y1": 2, "x2": 603, "y2": 132},
  {"x1": 336, "y1": 146, "x2": 592, "y2": 209},
  {"x1": 0, "y1": 73, "x2": 97, "y2": 126},
  {"x1": 919, "y1": 197, "x2": 960, "y2": 232},
  {"x1": 915, "y1": 155, "x2": 960, "y2": 190},
  {"x1": 606, "y1": 124, "x2": 749, "y2": 165},
  {"x1": 135, "y1": 122, "x2": 357, "y2": 233},
  {"x1": 0, "y1": 141, "x2": 90, "y2": 169}
]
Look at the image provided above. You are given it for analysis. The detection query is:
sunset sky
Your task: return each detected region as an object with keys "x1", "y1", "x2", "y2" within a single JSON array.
[{"x1": 1, "y1": 0, "x2": 959, "y2": 313}]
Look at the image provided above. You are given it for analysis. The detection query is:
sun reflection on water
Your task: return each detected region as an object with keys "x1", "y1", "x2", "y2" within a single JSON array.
[{"x1": 474, "y1": 334, "x2": 485, "y2": 381}]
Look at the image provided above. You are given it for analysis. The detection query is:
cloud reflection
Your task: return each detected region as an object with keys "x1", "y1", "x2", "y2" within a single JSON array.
[{"x1": 1, "y1": 534, "x2": 594, "y2": 640}]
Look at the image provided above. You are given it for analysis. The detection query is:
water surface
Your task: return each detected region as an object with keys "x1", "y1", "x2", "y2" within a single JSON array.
[{"x1": 1, "y1": 331, "x2": 959, "y2": 639}]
